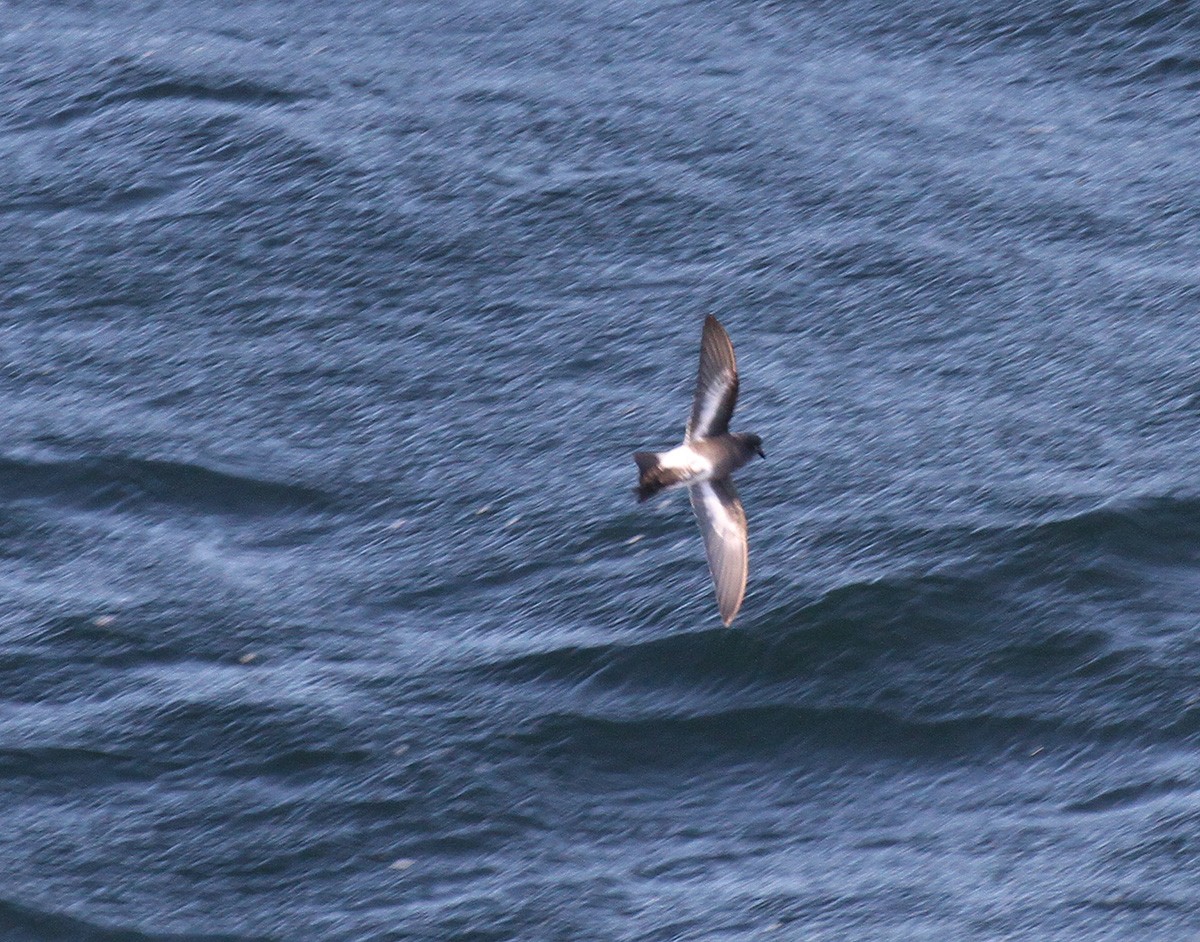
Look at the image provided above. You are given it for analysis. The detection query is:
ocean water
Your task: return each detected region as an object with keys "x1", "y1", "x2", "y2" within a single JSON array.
[{"x1": 3, "y1": 0, "x2": 1200, "y2": 938}]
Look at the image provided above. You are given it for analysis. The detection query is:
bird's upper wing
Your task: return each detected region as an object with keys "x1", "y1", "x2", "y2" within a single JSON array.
[
  {"x1": 686, "y1": 315, "x2": 739, "y2": 441},
  {"x1": 689, "y1": 477, "x2": 749, "y2": 626}
]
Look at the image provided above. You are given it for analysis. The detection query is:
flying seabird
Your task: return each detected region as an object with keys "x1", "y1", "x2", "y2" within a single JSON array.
[{"x1": 633, "y1": 315, "x2": 765, "y2": 625}]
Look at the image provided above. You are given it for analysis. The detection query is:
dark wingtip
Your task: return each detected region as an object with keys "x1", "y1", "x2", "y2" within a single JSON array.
[{"x1": 703, "y1": 314, "x2": 729, "y2": 342}]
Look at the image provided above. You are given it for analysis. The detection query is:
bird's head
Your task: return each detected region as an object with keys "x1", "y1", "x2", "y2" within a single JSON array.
[{"x1": 742, "y1": 433, "x2": 766, "y2": 460}]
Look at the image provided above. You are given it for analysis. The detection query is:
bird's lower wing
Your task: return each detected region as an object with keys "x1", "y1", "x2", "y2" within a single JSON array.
[{"x1": 689, "y1": 478, "x2": 749, "y2": 625}]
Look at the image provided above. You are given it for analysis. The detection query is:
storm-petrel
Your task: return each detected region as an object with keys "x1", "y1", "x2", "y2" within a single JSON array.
[{"x1": 633, "y1": 315, "x2": 765, "y2": 625}]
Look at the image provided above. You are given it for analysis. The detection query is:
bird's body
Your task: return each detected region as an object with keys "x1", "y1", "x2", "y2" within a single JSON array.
[
  {"x1": 633, "y1": 315, "x2": 764, "y2": 625},
  {"x1": 633, "y1": 434, "x2": 761, "y2": 500}
]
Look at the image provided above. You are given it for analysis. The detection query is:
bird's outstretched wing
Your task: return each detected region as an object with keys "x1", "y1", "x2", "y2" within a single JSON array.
[
  {"x1": 686, "y1": 315, "x2": 738, "y2": 441},
  {"x1": 689, "y1": 477, "x2": 748, "y2": 625}
]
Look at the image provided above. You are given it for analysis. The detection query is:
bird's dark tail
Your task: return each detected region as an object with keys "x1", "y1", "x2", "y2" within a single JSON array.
[{"x1": 633, "y1": 451, "x2": 686, "y2": 502}]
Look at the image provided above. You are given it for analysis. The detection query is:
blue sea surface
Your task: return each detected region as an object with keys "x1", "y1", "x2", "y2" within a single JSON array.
[{"x1": 3, "y1": 1, "x2": 1200, "y2": 939}]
